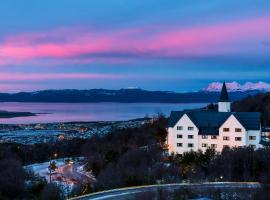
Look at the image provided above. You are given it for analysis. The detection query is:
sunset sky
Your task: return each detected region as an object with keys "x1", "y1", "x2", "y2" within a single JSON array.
[{"x1": 0, "y1": 0, "x2": 270, "y2": 92}]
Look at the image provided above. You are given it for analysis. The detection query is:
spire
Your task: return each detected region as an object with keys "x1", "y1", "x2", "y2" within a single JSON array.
[{"x1": 219, "y1": 82, "x2": 229, "y2": 102}]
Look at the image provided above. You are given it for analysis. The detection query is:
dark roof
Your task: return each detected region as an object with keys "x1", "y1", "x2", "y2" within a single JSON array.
[
  {"x1": 219, "y1": 82, "x2": 230, "y2": 102},
  {"x1": 233, "y1": 112, "x2": 261, "y2": 131},
  {"x1": 168, "y1": 111, "x2": 185, "y2": 127},
  {"x1": 168, "y1": 110, "x2": 261, "y2": 134}
]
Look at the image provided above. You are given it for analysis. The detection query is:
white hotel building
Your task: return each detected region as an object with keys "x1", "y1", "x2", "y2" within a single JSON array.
[{"x1": 167, "y1": 83, "x2": 262, "y2": 155}]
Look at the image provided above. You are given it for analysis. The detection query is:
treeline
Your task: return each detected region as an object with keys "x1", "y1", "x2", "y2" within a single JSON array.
[
  {"x1": 206, "y1": 92, "x2": 270, "y2": 126},
  {"x1": 92, "y1": 146, "x2": 270, "y2": 194},
  {"x1": 170, "y1": 147, "x2": 270, "y2": 183},
  {"x1": 232, "y1": 92, "x2": 270, "y2": 126}
]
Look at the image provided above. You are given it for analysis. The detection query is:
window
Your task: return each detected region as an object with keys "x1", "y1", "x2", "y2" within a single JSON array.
[
  {"x1": 202, "y1": 143, "x2": 208, "y2": 148},
  {"x1": 188, "y1": 135, "x2": 194, "y2": 139},
  {"x1": 249, "y1": 136, "x2": 256, "y2": 140},
  {"x1": 223, "y1": 136, "x2": 230, "y2": 141},
  {"x1": 235, "y1": 137, "x2": 242, "y2": 141},
  {"x1": 211, "y1": 144, "x2": 217, "y2": 148},
  {"x1": 188, "y1": 127, "x2": 194, "y2": 131},
  {"x1": 202, "y1": 135, "x2": 208, "y2": 139},
  {"x1": 223, "y1": 145, "x2": 230, "y2": 149},
  {"x1": 188, "y1": 143, "x2": 194, "y2": 148},
  {"x1": 211, "y1": 136, "x2": 217, "y2": 139},
  {"x1": 177, "y1": 143, "x2": 183, "y2": 147},
  {"x1": 223, "y1": 128, "x2": 230, "y2": 132},
  {"x1": 177, "y1": 126, "x2": 183, "y2": 130},
  {"x1": 235, "y1": 128, "x2": 242, "y2": 132},
  {"x1": 177, "y1": 134, "x2": 182, "y2": 139}
]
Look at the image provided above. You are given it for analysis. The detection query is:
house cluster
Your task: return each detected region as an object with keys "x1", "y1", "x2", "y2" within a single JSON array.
[{"x1": 167, "y1": 83, "x2": 262, "y2": 155}]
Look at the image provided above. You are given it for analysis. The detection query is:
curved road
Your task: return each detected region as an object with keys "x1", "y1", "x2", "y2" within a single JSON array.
[
  {"x1": 69, "y1": 182, "x2": 261, "y2": 200},
  {"x1": 62, "y1": 164, "x2": 91, "y2": 183}
]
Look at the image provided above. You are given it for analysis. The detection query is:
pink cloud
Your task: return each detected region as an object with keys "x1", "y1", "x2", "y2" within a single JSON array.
[
  {"x1": 0, "y1": 72, "x2": 122, "y2": 81},
  {"x1": 0, "y1": 16, "x2": 270, "y2": 65}
]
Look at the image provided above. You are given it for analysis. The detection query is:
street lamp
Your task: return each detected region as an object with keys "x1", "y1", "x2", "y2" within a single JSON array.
[{"x1": 49, "y1": 152, "x2": 58, "y2": 183}]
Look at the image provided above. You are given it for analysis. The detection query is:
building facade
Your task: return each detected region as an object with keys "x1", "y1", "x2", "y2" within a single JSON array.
[{"x1": 167, "y1": 82, "x2": 262, "y2": 155}]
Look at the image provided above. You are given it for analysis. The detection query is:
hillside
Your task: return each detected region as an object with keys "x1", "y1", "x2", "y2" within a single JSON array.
[{"x1": 232, "y1": 92, "x2": 270, "y2": 126}]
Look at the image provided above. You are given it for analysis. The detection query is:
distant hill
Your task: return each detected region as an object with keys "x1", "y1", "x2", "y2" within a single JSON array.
[
  {"x1": 0, "y1": 89, "x2": 263, "y2": 103},
  {"x1": 232, "y1": 92, "x2": 270, "y2": 126}
]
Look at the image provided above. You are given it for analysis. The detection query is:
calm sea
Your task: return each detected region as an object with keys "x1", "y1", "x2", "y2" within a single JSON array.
[{"x1": 0, "y1": 102, "x2": 207, "y2": 124}]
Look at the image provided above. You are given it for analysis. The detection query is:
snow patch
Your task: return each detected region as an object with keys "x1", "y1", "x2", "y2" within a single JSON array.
[{"x1": 203, "y1": 81, "x2": 270, "y2": 92}]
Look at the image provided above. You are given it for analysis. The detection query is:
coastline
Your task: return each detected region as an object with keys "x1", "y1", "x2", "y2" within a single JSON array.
[
  {"x1": 0, "y1": 110, "x2": 36, "y2": 118},
  {"x1": 0, "y1": 118, "x2": 147, "y2": 145}
]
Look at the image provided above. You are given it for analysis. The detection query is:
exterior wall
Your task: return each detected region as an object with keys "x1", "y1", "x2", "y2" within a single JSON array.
[
  {"x1": 167, "y1": 114, "x2": 199, "y2": 155},
  {"x1": 198, "y1": 135, "x2": 219, "y2": 152},
  {"x1": 246, "y1": 130, "x2": 262, "y2": 149},
  {"x1": 218, "y1": 115, "x2": 246, "y2": 152},
  {"x1": 218, "y1": 102, "x2": 231, "y2": 112}
]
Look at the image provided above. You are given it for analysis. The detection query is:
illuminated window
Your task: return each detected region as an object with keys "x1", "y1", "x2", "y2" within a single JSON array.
[{"x1": 202, "y1": 143, "x2": 207, "y2": 147}]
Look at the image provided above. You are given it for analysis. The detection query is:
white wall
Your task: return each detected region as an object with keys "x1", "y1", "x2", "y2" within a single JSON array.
[
  {"x1": 198, "y1": 135, "x2": 219, "y2": 152},
  {"x1": 218, "y1": 115, "x2": 246, "y2": 152},
  {"x1": 218, "y1": 102, "x2": 231, "y2": 112},
  {"x1": 168, "y1": 114, "x2": 198, "y2": 155},
  {"x1": 246, "y1": 130, "x2": 262, "y2": 149}
]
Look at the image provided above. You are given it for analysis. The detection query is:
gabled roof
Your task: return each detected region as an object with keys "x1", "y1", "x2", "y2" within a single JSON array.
[
  {"x1": 168, "y1": 110, "x2": 261, "y2": 134},
  {"x1": 219, "y1": 82, "x2": 230, "y2": 102},
  {"x1": 168, "y1": 111, "x2": 185, "y2": 128},
  {"x1": 233, "y1": 112, "x2": 261, "y2": 131}
]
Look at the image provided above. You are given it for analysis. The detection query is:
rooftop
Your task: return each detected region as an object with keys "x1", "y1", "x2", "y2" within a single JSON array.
[{"x1": 168, "y1": 110, "x2": 261, "y2": 134}]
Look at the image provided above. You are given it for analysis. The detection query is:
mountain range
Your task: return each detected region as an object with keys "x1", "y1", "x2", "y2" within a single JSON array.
[
  {"x1": 204, "y1": 81, "x2": 270, "y2": 92},
  {"x1": 0, "y1": 87, "x2": 265, "y2": 103}
]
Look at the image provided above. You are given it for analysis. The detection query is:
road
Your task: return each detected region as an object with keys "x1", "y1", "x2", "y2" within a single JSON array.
[
  {"x1": 69, "y1": 182, "x2": 261, "y2": 200},
  {"x1": 60, "y1": 163, "x2": 95, "y2": 184}
]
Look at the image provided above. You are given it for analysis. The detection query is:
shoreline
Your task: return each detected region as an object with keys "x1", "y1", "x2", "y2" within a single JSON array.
[
  {"x1": 0, "y1": 118, "x2": 147, "y2": 145},
  {"x1": 0, "y1": 110, "x2": 36, "y2": 118}
]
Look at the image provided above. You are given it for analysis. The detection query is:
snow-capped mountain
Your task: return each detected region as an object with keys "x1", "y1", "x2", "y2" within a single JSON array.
[{"x1": 203, "y1": 81, "x2": 270, "y2": 92}]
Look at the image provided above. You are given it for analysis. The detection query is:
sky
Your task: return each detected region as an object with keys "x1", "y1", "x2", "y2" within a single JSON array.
[{"x1": 0, "y1": 0, "x2": 270, "y2": 92}]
